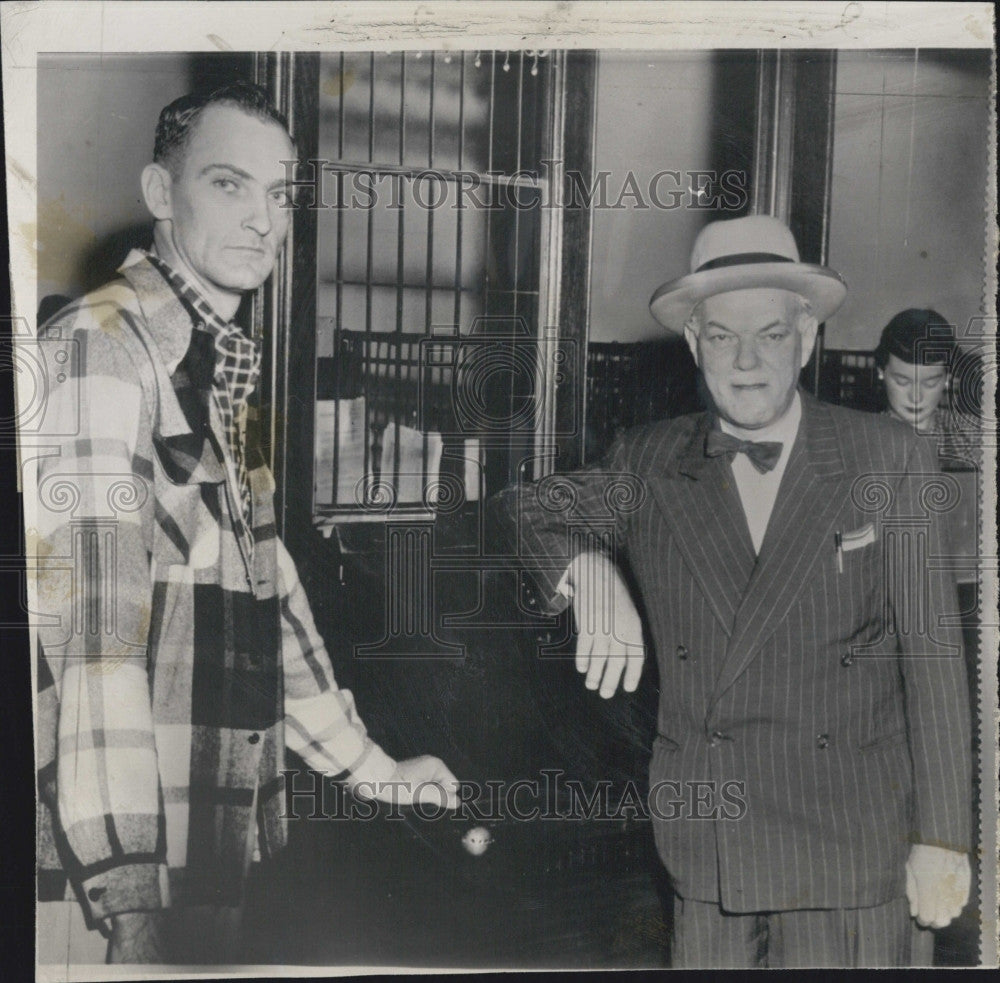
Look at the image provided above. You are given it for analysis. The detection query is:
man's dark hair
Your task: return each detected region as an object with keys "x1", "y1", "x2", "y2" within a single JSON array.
[{"x1": 153, "y1": 80, "x2": 295, "y2": 174}]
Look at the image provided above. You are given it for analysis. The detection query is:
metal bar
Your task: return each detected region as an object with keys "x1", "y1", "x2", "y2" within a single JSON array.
[
  {"x1": 421, "y1": 51, "x2": 437, "y2": 493},
  {"x1": 364, "y1": 52, "x2": 376, "y2": 488},
  {"x1": 399, "y1": 51, "x2": 407, "y2": 166},
  {"x1": 392, "y1": 54, "x2": 407, "y2": 490},
  {"x1": 512, "y1": 51, "x2": 524, "y2": 296},
  {"x1": 311, "y1": 159, "x2": 544, "y2": 188},
  {"x1": 323, "y1": 277, "x2": 478, "y2": 292},
  {"x1": 338, "y1": 52, "x2": 345, "y2": 158},
  {"x1": 331, "y1": 170, "x2": 345, "y2": 503},
  {"x1": 484, "y1": 50, "x2": 496, "y2": 314},
  {"x1": 332, "y1": 52, "x2": 345, "y2": 504},
  {"x1": 453, "y1": 51, "x2": 466, "y2": 334}
]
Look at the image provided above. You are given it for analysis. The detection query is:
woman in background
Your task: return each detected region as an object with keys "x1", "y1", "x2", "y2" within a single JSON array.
[{"x1": 875, "y1": 308, "x2": 979, "y2": 469}]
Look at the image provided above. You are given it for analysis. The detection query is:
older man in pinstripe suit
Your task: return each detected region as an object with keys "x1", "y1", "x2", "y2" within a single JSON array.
[{"x1": 498, "y1": 216, "x2": 972, "y2": 967}]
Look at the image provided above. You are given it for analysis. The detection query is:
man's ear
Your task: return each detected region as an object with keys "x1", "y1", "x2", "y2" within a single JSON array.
[
  {"x1": 683, "y1": 323, "x2": 700, "y2": 366},
  {"x1": 798, "y1": 315, "x2": 819, "y2": 369},
  {"x1": 141, "y1": 163, "x2": 173, "y2": 221}
]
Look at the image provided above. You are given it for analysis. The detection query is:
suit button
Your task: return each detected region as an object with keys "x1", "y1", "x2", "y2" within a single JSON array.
[
  {"x1": 816, "y1": 733, "x2": 830, "y2": 749},
  {"x1": 708, "y1": 731, "x2": 731, "y2": 747},
  {"x1": 87, "y1": 886, "x2": 106, "y2": 902},
  {"x1": 677, "y1": 645, "x2": 689, "y2": 660},
  {"x1": 841, "y1": 653, "x2": 854, "y2": 667},
  {"x1": 248, "y1": 732, "x2": 261, "y2": 745}
]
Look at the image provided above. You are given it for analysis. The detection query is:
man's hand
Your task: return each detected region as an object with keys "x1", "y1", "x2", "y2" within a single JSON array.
[
  {"x1": 371, "y1": 755, "x2": 461, "y2": 810},
  {"x1": 906, "y1": 843, "x2": 971, "y2": 929},
  {"x1": 566, "y1": 551, "x2": 645, "y2": 699},
  {"x1": 108, "y1": 911, "x2": 166, "y2": 964}
]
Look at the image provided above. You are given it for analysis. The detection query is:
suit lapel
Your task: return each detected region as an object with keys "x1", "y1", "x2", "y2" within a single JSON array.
[
  {"x1": 648, "y1": 414, "x2": 757, "y2": 634},
  {"x1": 709, "y1": 394, "x2": 849, "y2": 706}
]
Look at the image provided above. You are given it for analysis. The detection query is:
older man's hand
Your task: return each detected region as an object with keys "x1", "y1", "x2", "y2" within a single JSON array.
[
  {"x1": 906, "y1": 843, "x2": 971, "y2": 929},
  {"x1": 566, "y1": 551, "x2": 645, "y2": 699}
]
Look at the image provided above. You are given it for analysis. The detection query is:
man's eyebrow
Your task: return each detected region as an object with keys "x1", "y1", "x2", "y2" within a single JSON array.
[
  {"x1": 199, "y1": 163, "x2": 292, "y2": 193},
  {"x1": 199, "y1": 164, "x2": 292, "y2": 191},
  {"x1": 199, "y1": 163, "x2": 254, "y2": 181},
  {"x1": 755, "y1": 320, "x2": 784, "y2": 334},
  {"x1": 703, "y1": 320, "x2": 783, "y2": 333}
]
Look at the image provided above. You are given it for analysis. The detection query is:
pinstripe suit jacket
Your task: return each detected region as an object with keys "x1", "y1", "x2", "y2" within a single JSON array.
[{"x1": 499, "y1": 392, "x2": 971, "y2": 912}]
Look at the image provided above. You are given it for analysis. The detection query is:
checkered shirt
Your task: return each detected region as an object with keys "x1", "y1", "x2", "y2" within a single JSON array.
[{"x1": 143, "y1": 250, "x2": 259, "y2": 529}]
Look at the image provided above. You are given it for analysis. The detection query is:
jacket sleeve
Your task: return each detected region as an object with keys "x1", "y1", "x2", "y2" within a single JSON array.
[
  {"x1": 276, "y1": 538, "x2": 398, "y2": 791},
  {"x1": 34, "y1": 313, "x2": 169, "y2": 922},
  {"x1": 890, "y1": 434, "x2": 972, "y2": 853},
  {"x1": 488, "y1": 434, "x2": 641, "y2": 614}
]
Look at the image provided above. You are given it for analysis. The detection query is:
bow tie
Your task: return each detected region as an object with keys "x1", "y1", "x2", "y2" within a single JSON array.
[{"x1": 705, "y1": 429, "x2": 783, "y2": 474}]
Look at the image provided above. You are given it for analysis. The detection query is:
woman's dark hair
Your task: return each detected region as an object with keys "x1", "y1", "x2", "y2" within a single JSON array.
[
  {"x1": 874, "y1": 308, "x2": 956, "y2": 371},
  {"x1": 153, "y1": 81, "x2": 295, "y2": 174}
]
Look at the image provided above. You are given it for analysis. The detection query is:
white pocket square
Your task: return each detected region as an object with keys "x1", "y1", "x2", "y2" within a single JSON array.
[{"x1": 840, "y1": 523, "x2": 876, "y2": 551}]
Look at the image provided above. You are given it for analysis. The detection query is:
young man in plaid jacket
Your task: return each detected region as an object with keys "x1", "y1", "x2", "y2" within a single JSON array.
[{"x1": 34, "y1": 82, "x2": 459, "y2": 965}]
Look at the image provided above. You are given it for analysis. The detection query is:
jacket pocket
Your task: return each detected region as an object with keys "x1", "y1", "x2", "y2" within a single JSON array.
[
  {"x1": 857, "y1": 729, "x2": 907, "y2": 753},
  {"x1": 653, "y1": 733, "x2": 681, "y2": 753}
]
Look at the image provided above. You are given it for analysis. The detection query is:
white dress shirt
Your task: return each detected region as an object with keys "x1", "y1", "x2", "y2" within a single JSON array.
[{"x1": 719, "y1": 391, "x2": 802, "y2": 554}]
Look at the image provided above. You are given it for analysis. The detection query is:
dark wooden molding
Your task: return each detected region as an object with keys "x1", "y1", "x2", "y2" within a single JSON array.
[
  {"x1": 255, "y1": 52, "x2": 320, "y2": 546},
  {"x1": 555, "y1": 49, "x2": 598, "y2": 470}
]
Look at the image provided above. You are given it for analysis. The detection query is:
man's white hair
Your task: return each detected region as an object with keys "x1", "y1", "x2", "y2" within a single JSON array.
[{"x1": 684, "y1": 292, "x2": 815, "y2": 335}]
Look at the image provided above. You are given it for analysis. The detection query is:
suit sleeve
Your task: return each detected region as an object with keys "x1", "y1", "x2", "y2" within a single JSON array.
[
  {"x1": 34, "y1": 317, "x2": 169, "y2": 922},
  {"x1": 276, "y1": 538, "x2": 398, "y2": 790},
  {"x1": 891, "y1": 434, "x2": 972, "y2": 853},
  {"x1": 489, "y1": 435, "x2": 641, "y2": 614}
]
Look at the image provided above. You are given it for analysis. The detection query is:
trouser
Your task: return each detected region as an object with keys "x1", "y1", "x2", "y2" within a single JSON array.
[
  {"x1": 37, "y1": 898, "x2": 247, "y2": 966},
  {"x1": 671, "y1": 895, "x2": 935, "y2": 968}
]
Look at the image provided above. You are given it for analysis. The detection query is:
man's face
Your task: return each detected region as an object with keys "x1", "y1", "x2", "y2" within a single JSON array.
[
  {"x1": 881, "y1": 353, "x2": 949, "y2": 429},
  {"x1": 686, "y1": 288, "x2": 815, "y2": 431},
  {"x1": 156, "y1": 104, "x2": 294, "y2": 307}
]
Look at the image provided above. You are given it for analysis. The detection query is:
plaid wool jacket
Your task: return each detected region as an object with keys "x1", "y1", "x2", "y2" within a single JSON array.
[{"x1": 34, "y1": 251, "x2": 397, "y2": 924}]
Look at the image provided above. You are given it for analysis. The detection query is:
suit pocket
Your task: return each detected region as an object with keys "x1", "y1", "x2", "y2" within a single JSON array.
[
  {"x1": 841, "y1": 522, "x2": 877, "y2": 552},
  {"x1": 857, "y1": 729, "x2": 907, "y2": 753},
  {"x1": 653, "y1": 733, "x2": 681, "y2": 753}
]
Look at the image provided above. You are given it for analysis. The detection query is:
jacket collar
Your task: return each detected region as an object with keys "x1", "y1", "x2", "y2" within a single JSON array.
[
  {"x1": 117, "y1": 249, "x2": 199, "y2": 378},
  {"x1": 675, "y1": 389, "x2": 845, "y2": 481}
]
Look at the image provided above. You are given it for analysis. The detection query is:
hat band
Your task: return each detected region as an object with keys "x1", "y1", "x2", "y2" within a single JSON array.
[{"x1": 695, "y1": 252, "x2": 795, "y2": 274}]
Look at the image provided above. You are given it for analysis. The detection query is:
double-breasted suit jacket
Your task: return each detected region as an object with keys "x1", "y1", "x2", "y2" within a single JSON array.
[{"x1": 497, "y1": 391, "x2": 971, "y2": 913}]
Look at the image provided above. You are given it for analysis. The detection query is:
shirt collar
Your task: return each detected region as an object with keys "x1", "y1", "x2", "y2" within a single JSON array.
[
  {"x1": 719, "y1": 390, "x2": 802, "y2": 447},
  {"x1": 141, "y1": 248, "x2": 253, "y2": 348},
  {"x1": 117, "y1": 248, "x2": 258, "y2": 375}
]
